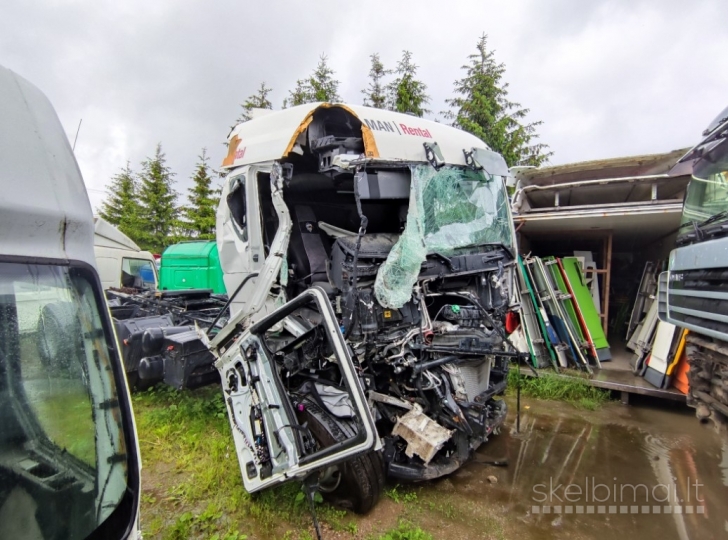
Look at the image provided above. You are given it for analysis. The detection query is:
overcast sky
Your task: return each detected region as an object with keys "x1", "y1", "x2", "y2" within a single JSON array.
[{"x1": 2, "y1": 0, "x2": 727, "y2": 210}]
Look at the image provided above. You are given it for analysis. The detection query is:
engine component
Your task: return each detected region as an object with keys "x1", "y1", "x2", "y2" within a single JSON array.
[
  {"x1": 107, "y1": 288, "x2": 228, "y2": 390},
  {"x1": 329, "y1": 234, "x2": 398, "y2": 291},
  {"x1": 441, "y1": 304, "x2": 482, "y2": 327},
  {"x1": 140, "y1": 329, "x2": 218, "y2": 390},
  {"x1": 443, "y1": 358, "x2": 493, "y2": 402}
]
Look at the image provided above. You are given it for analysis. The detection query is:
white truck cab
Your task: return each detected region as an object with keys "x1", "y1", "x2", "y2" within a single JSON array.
[
  {"x1": 94, "y1": 216, "x2": 158, "y2": 290},
  {"x1": 211, "y1": 103, "x2": 518, "y2": 511},
  {"x1": 0, "y1": 66, "x2": 141, "y2": 539}
]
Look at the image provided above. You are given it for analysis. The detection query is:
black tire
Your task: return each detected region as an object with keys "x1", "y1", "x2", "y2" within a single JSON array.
[
  {"x1": 124, "y1": 370, "x2": 155, "y2": 393},
  {"x1": 299, "y1": 397, "x2": 385, "y2": 514}
]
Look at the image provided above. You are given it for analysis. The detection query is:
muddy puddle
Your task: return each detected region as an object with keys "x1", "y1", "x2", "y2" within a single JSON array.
[{"x1": 428, "y1": 397, "x2": 728, "y2": 540}]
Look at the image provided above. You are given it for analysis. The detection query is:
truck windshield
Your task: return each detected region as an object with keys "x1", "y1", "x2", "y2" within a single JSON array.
[
  {"x1": 122, "y1": 257, "x2": 157, "y2": 289},
  {"x1": 681, "y1": 143, "x2": 728, "y2": 226},
  {"x1": 418, "y1": 165, "x2": 513, "y2": 255},
  {"x1": 0, "y1": 262, "x2": 130, "y2": 539}
]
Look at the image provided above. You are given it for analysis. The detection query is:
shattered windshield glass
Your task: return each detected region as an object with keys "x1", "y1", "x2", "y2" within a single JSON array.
[
  {"x1": 375, "y1": 164, "x2": 513, "y2": 308},
  {"x1": 419, "y1": 165, "x2": 513, "y2": 254}
]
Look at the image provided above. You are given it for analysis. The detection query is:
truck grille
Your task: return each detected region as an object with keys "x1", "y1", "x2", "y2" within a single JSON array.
[{"x1": 665, "y1": 267, "x2": 728, "y2": 340}]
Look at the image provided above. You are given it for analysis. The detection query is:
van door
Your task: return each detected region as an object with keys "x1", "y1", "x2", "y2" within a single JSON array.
[{"x1": 217, "y1": 287, "x2": 378, "y2": 492}]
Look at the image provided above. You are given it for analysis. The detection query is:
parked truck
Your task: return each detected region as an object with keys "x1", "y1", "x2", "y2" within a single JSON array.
[
  {"x1": 209, "y1": 103, "x2": 520, "y2": 512},
  {"x1": 96, "y1": 233, "x2": 227, "y2": 391},
  {"x1": 0, "y1": 65, "x2": 140, "y2": 538},
  {"x1": 106, "y1": 286, "x2": 226, "y2": 391},
  {"x1": 658, "y1": 105, "x2": 728, "y2": 426},
  {"x1": 94, "y1": 216, "x2": 158, "y2": 290}
]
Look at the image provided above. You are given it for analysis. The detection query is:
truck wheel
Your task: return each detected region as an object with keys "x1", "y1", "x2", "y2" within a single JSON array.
[
  {"x1": 299, "y1": 397, "x2": 385, "y2": 514},
  {"x1": 124, "y1": 371, "x2": 155, "y2": 393}
]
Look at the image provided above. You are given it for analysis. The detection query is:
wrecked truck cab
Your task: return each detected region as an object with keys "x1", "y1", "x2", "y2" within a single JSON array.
[{"x1": 211, "y1": 103, "x2": 518, "y2": 511}]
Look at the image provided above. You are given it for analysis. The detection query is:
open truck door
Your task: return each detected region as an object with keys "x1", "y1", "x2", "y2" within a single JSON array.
[{"x1": 217, "y1": 286, "x2": 379, "y2": 497}]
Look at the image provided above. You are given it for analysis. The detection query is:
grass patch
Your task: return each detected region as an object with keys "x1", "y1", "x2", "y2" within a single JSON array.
[
  {"x1": 373, "y1": 520, "x2": 433, "y2": 540},
  {"x1": 131, "y1": 383, "x2": 517, "y2": 538},
  {"x1": 508, "y1": 367, "x2": 611, "y2": 410},
  {"x1": 133, "y1": 385, "x2": 383, "y2": 539},
  {"x1": 133, "y1": 385, "x2": 313, "y2": 539},
  {"x1": 31, "y1": 387, "x2": 96, "y2": 465},
  {"x1": 385, "y1": 485, "x2": 419, "y2": 504}
]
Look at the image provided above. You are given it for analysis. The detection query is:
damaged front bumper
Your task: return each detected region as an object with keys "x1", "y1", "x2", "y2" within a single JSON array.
[{"x1": 386, "y1": 398, "x2": 508, "y2": 481}]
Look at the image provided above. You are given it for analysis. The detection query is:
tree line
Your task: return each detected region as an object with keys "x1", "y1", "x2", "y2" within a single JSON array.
[
  {"x1": 99, "y1": 146, "x2": 218, "y2": 253},
  {"x1": 239, "y1": 34, "x2": 552, "y2": 167},
  {"x1": 101, "y1": 33, "x2": 550, "y2": 253}
]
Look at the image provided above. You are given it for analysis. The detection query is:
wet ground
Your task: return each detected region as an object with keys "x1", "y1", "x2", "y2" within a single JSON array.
[
  {"x1": 435, "y1": 396, "x2": 728, "y2": 540},
  {"x1": 134, "y1": 389, "x2": 728, "y2": 539}
]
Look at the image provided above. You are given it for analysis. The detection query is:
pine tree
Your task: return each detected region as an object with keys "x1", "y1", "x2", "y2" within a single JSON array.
[
  {"x1": 362, "y1": 53, "x2": 390, "y2": 108},
  {"x1": 445, "y1": 34, "x2": 552, "y2": 167},
  {"x1": 284, "y1": 78, "x2": 308, "y2": 109},
  {"x1": 137, "y1": 144, "x2": 178, "y2": 253},
  {"x1": 386, "y1": 51, "x2": 431, "y2": 117},
  {"x1": 181, "y1": 149, "x2": 219, "y2": 240},
  {"x1": 99, "y1": 162, "x2": 143, "y2": 243},
  {"x1": 237, "y1": 82, "x2": 273, "y2": 123},
  {"x1": 284, "y1": 54, "x2": 341, "y2": 107}
]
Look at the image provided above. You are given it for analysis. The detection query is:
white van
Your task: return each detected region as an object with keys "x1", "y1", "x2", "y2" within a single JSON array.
[
  {"x1": 0, "y1": 64, "x2": 140, "y2": 540},
  {"x1": 94, "y1": 216, "x2": 158, "y2": 289}
]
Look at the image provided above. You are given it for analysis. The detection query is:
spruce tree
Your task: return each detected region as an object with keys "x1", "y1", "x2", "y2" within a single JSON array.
[
  {"x1": 137, "y1": 144, "x2": 178, "y2": 252},
  {"x1": 362, "y1": 53, "x2": 390, "y2": 108},
  {"x1": 386, "y1": 51, "x2": 430, "y2": 117},
  {"x1": 182, "y1": 149, "x2": 219, "y2": 240},
  {"x1": 99, "y1": 162, "x2": 143, "y2": 243},
  {"x1": 445, "y1": 34, "x2": 552, "y2": 167},
  {"x1": 237, "y1": 82, "x2": 273, "y2": 123},
  {"x1": 284, "y1": 54, "x2": 341, "y2": 107}
]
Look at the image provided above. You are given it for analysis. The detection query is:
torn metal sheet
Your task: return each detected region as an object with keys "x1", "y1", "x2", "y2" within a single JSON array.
[{"x1": 392, "y1": 405, "x2": 453, "y2": 465}]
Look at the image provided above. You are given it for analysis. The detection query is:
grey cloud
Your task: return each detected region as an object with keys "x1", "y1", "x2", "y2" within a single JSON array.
[{"x1": 1, "y1": 0, "x2": 726, "y2": 210}]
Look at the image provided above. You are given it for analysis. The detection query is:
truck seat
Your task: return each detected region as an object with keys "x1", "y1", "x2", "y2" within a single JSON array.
[{"x1": 288, "y1": 205, "x2": 330, "y2": 285}]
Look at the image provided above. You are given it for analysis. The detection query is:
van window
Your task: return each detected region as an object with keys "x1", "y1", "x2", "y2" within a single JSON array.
[
  {"x1": 0, "y1": 262, "x2": 131, "y2": 538},
  {"x1": 121, "y1": 258, "x2": 157, "y2": 288}
]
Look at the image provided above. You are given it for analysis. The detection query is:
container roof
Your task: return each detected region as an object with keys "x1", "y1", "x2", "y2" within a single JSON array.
[
  {"x1": 0, "y1": 65, "x2": 95, "y2": 265},
  {"x1": 221, "y1": 102, "x2": 494, "y2": 170},
  {"x1": 515, "y1": 202, "x2": 683, "y2": 242},
  {"x1": 515, "y1": 148, "x2": 690, "y2": 187}
]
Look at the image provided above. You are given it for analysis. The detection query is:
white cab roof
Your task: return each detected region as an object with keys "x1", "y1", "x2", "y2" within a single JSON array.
[
  {"x1": 0, "y1": 65, "x2": 95, "y2": 266},
  {"x1": 222, "y1": 103, "x2": 492, "y2": 170},
  {"x1": 93, "y1": 216, "x2": 142, "y2": 251}
]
